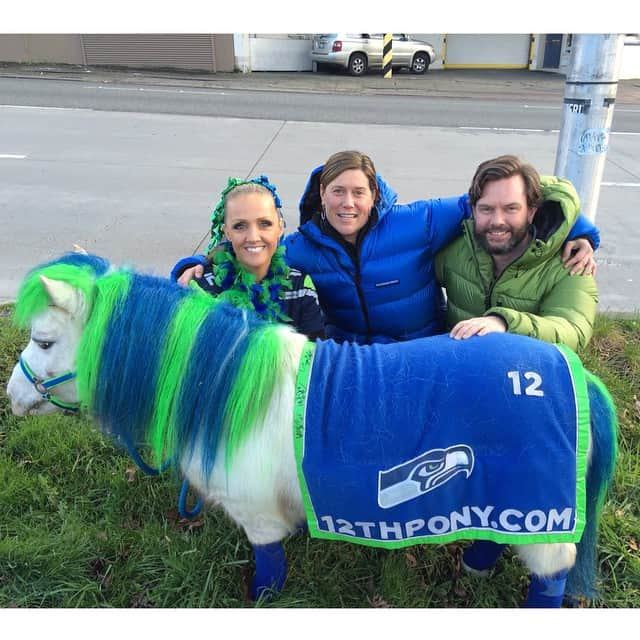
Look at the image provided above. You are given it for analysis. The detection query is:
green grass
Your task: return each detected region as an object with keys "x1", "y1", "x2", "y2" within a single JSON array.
[{"x1": 1, "y1": 308, "x2": 638, "y2": 608}]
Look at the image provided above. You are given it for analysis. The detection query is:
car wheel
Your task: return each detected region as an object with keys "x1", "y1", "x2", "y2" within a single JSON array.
[
  {"x1": 348, "y1": 53, "x2": 368, "y2": 76},
  {"x1": 410, "y1": 53, "x2": 430, "y2": 74}
]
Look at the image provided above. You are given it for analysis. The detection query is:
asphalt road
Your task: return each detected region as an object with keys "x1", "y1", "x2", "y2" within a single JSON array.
[
  {"x1": 1, "y1": 76, "x2": 640, "y2": 131},
  {"x1": 0, "y1": 75, "x2": 638, "y2": 313}
]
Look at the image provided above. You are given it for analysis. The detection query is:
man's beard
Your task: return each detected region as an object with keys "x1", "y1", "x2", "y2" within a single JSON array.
[{"x1": 474, "y1": 221, "x2": 532, "y2": 256}]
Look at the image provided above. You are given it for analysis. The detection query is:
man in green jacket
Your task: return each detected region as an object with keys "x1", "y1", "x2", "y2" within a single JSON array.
[
  {"x1": 435, "y1": 155, "x2": 598, "y2": 602},
  {"x1": 435, "y1": 154, "x2": 597, "y2": 352}
]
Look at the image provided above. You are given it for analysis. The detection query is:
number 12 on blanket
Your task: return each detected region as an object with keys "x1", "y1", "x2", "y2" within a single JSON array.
[{"x1": 508, "y1": 371, "x2": 544, "y2": 397}]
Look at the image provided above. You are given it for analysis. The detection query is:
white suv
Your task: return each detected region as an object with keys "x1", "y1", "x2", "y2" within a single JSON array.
[{"x1": 311, "y1": 33, "x2": 436, "y2": 76}]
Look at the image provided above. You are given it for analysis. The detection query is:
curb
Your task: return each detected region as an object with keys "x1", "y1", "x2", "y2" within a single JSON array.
[{"x1": 1, "y1": 64, "x2": 639, "y2": 103}]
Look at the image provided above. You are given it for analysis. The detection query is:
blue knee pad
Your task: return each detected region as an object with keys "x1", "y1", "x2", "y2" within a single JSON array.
[
  {"x1": 523, "y1": 569, "x2": 569, "y2": 608},
  {"x1": 250, "y1": 542, "x2": 287, "y2": 601},
  {"x1": 462, "y1": 540, "x2": 507, "y2": 574}
]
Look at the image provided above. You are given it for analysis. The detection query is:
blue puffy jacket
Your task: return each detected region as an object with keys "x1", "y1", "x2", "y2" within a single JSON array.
[{"x1": 286, "y1": 166, "x2": 471, "y2": 343}]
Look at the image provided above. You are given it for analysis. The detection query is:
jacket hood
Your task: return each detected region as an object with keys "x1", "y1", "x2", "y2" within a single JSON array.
[
  {"x1": 298, "y1": 164, "x2": 398, "y2": 226},
  {"x1": 531, "y1": 175, "x2": 581, "y2": 250}
]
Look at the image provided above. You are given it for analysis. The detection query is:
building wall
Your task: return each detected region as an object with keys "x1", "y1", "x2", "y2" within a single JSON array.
[
  {"x1": 1, "y1": 33, "x2": 637, "y2": 78},
  {"x1": 619, "y1": 37, "x2": 640, "y2": 79},
  {"x1": 411, "y1": 34, "x2": 444, "y2": 69},
  {"x1": 0, "y1": 34, "x2": 84, "y2": 64},
  {"x1": 531, "y1": 34, "x2": 640, "y2": 79},
  {"x1": 248, "y1": 34, "x2": 313, "y2": 71},
  {"x1": 0, "y1": 34, "x2": 235, "y2": 72},
  {"x1": 443, "y1": 34, "x2": 531, "y2": 68}
]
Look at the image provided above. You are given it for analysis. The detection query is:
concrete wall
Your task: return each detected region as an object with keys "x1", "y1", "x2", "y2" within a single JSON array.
[
  {"x1": 213, "y1": 34, "x2": 235, "y2": 72},
  {"x1": 248, "y1": 35, "x2": 312, "y2": 71},
  {"x1": 0, "y1": 34, "x2": 84, "y2": 64},
  {"x1": 412, "y1": 34, "x2": 444, "y2": 69},
  {"x1": 619, "y1": 39, "x2": 640, "y2": 80},
  {"x1": 0, "y1": 34, "x2": 235, "y2": 72}
]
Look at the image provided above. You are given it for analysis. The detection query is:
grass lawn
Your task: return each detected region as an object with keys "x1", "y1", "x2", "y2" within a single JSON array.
[{"x1": 0, "y1": 308, "x2": 638, "y2": 608}]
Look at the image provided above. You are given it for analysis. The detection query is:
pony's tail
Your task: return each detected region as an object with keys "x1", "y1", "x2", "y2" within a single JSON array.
[{"x1": 566, "y1": 371, "x2": 618, "y2": 600}]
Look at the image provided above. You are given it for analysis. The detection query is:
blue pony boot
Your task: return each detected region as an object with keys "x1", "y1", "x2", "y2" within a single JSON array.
[
  {"x1": 249, "y1": 542, "x2": 288, "y2": 601},
  {"x1": 462, "y1": 540, "x2": 507, "y2": 575},
  {"x1": 523, "y1": 569, "x2": 569, "y2": 608}
]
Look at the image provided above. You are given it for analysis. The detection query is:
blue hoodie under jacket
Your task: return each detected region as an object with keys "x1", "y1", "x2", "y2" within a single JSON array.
[{"x1": 171, "y1": 166, "x2": 599, "y2": 345}]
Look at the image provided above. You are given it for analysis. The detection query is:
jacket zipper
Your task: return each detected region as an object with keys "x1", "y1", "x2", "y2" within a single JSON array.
[
  {"x1": 352, "y1": 249, "x2": 372, "y2": 343},
  {"x1": 300, "y1": 226, "x2": 372, "y2": 342}
]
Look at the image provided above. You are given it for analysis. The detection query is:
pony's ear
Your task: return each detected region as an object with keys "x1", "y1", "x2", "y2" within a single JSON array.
[
  {"x1": 73, "y1": 244, "x2": 89, "y2": 255},
  {"x1": 39, "y1": 275, "x2": 86, "y2": 317}
]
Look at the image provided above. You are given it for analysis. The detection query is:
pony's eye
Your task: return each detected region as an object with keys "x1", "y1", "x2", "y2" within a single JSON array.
[{"x1": 36, "y1": 340, "x2": 54, "y2": 350}]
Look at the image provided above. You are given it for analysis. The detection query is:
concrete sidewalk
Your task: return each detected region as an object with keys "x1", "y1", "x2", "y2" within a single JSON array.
[{"x1": 2, "y1": 62, "x2": 640, "y2": 103}]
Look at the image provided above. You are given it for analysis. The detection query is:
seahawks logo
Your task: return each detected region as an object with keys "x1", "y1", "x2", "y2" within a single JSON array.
[{"x1": 378, "y1": 444, "x2": 474, "y2": 509}]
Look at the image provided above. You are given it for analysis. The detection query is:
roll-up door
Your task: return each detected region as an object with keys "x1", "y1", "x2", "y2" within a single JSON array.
[
  {"x1": 81, "y1": 34, "x2": 219, "y2": 71},
  {"x1": 444, "y1": 34, "x2": 531, "y2": 68}
]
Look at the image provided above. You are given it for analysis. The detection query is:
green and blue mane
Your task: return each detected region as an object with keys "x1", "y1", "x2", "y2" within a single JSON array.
[{"x1": 15, "y1": 253, "x2": 287, "y2": 475}]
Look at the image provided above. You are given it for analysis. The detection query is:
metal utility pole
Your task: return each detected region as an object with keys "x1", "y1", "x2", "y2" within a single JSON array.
[{"x1": 554, "y1": 34, "x2": 625, "y2": 221}]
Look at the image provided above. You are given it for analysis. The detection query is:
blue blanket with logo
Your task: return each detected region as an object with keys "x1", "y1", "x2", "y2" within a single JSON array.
[{"x1": 293, "y1": 333, "x2": 590, "y2": 549}]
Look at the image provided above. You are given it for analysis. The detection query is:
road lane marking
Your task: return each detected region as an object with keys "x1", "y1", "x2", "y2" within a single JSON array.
[
  {"x1": 0, "y1": 105, "x2": 89, "y2": 111},
  {"x1": 0, "y1": 154, "x2": 27, "y2": 159},
  {"x1": 602, "y1": 182, "x2": 640, "y2": 187},
  {"x1": 458, "y1": 126, "x2": 639, "y2": 136},
  {"x1": 458, "y1": 126, "x2": 558, "y2": 133}
]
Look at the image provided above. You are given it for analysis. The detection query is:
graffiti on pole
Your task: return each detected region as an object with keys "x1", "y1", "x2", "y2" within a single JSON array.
[{"x1": 578, "y1": 128, "x2": 610, "y2": 155}]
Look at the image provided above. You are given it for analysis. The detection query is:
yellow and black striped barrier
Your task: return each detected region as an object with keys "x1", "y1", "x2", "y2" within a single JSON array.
[{"x1": 383, "y1": 34, "x2": 392, "y2": 79}]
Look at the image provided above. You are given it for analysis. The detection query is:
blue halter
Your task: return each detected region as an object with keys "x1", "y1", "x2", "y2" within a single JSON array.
[
  {"x1": 19, "y1": 355, "x2": 80, "y2": 412},
  {"x1": 19, "y1": 355, "x2": 202, "y2": 518}
]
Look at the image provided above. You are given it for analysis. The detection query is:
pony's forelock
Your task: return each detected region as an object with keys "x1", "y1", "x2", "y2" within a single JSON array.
[{"x1": 14, "y1": 253, "x2": 111, "y2": 327}]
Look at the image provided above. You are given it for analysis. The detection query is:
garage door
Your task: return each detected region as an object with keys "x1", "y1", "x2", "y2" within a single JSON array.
[
  {"x1": 444, "y1": 34, "x2": 531, "y2": 68},
  {"x1": 81, "y1": 34, "x2": 218, "y2": 71}
]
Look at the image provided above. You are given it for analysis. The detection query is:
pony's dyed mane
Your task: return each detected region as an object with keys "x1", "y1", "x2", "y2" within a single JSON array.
[{"x1": 15, "y1": 254, "x2": 289, "y2": 475}]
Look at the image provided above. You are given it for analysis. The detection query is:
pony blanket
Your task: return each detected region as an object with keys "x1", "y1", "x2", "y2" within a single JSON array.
[{"x1": 294, "y1": 333, "x2": 590, "y2": 549}]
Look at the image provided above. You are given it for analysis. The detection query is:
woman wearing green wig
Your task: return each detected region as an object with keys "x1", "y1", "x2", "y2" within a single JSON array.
[{"x1": 171, "y1": 175, "x2": 324, "y2": 340}]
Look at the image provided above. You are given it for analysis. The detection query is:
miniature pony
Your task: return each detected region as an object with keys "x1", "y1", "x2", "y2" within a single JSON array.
[{"x1": 7, "y1": 254, "x2": 618, "y2": 607}]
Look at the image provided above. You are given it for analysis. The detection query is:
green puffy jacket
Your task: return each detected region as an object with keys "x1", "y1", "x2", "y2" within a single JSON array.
[{"x1": 434, "y1": 176, "x2": 598, "y2": 351}]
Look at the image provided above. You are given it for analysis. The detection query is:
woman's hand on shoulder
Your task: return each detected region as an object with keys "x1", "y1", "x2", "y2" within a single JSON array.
[
  {"x1": 178, "y1": 265, "x2": 204, "y2": 287},
  {"x1": 562, "y1": 238, "x2": 597, "y2": 276}
]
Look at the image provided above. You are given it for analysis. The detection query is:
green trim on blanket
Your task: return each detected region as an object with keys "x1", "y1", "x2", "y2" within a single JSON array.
[
  {"x1": 293, "y1": 340, "x2": 319, "y2": 534},
  {"x1": 294, "y1": 340, "x2": 591, "y2": 550},
  {"x1": 554, "y1": 343, "x2": 590, "y2": 542}
]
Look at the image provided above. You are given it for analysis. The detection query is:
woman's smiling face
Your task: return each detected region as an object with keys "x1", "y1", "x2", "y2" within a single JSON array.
[
  {"x1": 223, "y1": 191, "x2": 283, "y2": 281},
  {"x1": 320, "y1": 169, "x2": 375, "y2": 245}
]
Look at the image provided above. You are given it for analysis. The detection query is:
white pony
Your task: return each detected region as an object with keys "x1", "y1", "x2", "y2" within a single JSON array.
[{"x1": 7, "y1": 253, "x2": 618, "y2": 607}]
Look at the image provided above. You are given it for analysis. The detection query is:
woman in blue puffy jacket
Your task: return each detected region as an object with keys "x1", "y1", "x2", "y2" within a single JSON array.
[{"x1": 174, "y1": 150, "x2": 598, "y2": 344}]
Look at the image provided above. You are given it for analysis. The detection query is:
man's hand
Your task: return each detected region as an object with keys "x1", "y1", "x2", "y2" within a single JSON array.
[
  {"x1": 562, "y1": 238, "x2": 597, "y2": 276},
  {"x1": 449, "y1": 315, "x2": 507, "y2": 340},
  {"x1": 178, "y1": 264, "x2": 204, "y2": 287}
]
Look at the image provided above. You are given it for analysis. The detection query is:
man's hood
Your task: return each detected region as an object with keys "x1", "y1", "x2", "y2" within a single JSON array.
[
  {"x1": 532, "y1": 175, "x2": 581, "y2": 248},
  {"x1": 298, "y1": 164, "x2": 398, "y2": 227}
]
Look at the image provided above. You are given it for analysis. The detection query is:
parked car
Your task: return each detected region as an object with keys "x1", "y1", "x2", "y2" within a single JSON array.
[{"x1": 311, "y1": 33, "x2": 436, "y2": 76}]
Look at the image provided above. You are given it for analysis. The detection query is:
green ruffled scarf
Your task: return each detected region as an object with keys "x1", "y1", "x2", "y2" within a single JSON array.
[{"x1": 212, "y1": 244, "x2": 292, "y2": 323}]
